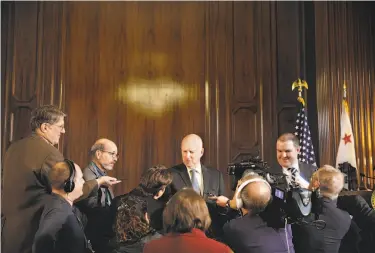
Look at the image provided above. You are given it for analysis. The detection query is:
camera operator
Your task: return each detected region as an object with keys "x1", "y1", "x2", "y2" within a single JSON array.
[
  {"x1": 222, "y1": 174, "x2": 294, "y2": 253},
  {"x1": 292, "y1": 165, "x2": 351, "y2": 253}
]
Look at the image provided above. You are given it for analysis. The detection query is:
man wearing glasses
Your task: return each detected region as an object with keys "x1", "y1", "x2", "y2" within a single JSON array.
[{"x1": 78, "y1": 138, "x2": 119, "y2": 253}]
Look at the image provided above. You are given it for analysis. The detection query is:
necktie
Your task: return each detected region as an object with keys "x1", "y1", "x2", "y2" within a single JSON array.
[
  {"x1": 191, "y1": 169, "x2": 200, "y2": 194},
  {"x1": 105, "y1": 188, "x2": 112, "y2": 206},
  {"x1": 288, "y1": 167, "x2": 298, "y2": 188}
]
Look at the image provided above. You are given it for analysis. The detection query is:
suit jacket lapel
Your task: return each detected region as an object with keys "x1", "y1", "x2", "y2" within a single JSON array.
[
  {"x1": 202, "y1": 165, "x2": 210, "y2": 194},
  {"x1": 88, "y1": 162, "x2": 100, "y2": 178},
  {"x1": 177, "y1": 164, "x2": 192, "y2": 187},
  {"x1": 299, "y1": 162, "x2": 313, "y2": 182}
]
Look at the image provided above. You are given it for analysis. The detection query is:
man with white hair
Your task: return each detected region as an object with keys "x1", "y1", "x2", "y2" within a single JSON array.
[{"x1": 293, "y1": 165, "x2": 351, "y2": 253}]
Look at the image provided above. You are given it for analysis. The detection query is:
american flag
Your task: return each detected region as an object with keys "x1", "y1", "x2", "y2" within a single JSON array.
[{"x1": 294, "y1": 105, "x2": 317, "y2": 165}]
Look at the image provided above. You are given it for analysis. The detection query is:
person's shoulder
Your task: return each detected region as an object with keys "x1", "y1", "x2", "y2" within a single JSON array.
[
  {"x1": 331, "y1": 203, "x2": 351, "y2": 221},
  {"x1": 202, "y1": 164, "x2": 222, "y2": 174},
  {"x1": 82, "y1": 163, "x2": 95, "y2": 173},
  {"x1": 204, "y1": 236, "x2": 233, "y2": 252},
  {"x1": 6, "y1": 135, "x2": 53, "y2": 155},
  {"x1": 142, "y1": 234, "x2": 165, "y2": 252},
  {"x1": 169, "y1": 163, "x2": 185, "y2": 172},
  {"x1": 299, "y1": 162, "x2": 317, "y2": 170},
  {"x1": 224, "y1": 215, "x2": 247, "y2": 233},
  {"x1": 41, "y1": 194, "x2": 72, "y2": 216}
]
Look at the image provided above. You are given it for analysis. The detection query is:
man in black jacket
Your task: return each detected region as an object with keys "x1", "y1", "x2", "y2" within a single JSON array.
[
  {"x1": 293, "y1": 165, "x2": 351, "y2": 253},
  {"x1": 337, "y1": 194, "x2": 375, "y2": 253},
  {"x1": 168, "y1": 134, "x2": 227, "y2": 240},
  {"x1": 33, "y1": 160, "x2": 90, "y2": 253}
]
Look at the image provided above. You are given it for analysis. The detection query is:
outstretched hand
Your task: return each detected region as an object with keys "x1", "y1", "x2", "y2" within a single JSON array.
[{"x1": 97, "y1": 176, "x2": 121, "y2": 187}]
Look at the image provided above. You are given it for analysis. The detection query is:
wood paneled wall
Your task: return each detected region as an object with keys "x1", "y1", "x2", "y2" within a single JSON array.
[
  {"x1": 2, "y1": 1, "x2": 374, "y2": 194},
  {"x1": 315, "y1": 1, "x2": 375, "y2": 188}
]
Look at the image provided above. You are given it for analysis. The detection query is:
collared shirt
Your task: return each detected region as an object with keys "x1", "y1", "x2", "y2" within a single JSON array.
[
  {"x1": 282, "y1": 162, "x2": 309, "y2": 189},
  {"x1": 187, "y1": 164, "x2": 204, "y2": 195}
]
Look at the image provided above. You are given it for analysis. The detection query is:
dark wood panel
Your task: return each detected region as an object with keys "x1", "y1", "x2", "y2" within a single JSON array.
[
  {"x1": 232, "y1": 1, "x2": 261, "y2": 162},
  {"x1": 315, "y1": 2, "x2": 375, "y2": 188},
  {"x1": 38, "y1": 2, "x2": 65, "y2": 107},
  {"x1": 63, "y1": 2, "x2": 208, "y2": 194},
  {"x1": 12, "y1": 2, "x2": 38, "y2": 102},
  {"x1": 1, "y1": 2, "x2": 40, "y2": 152}
]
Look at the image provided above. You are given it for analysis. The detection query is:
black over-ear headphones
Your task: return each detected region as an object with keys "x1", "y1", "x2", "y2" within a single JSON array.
[{"x1": 64, "y1": 159, "x2": 76, "y2": 193}]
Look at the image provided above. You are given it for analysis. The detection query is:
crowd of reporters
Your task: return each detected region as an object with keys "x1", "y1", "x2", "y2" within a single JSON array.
[{"x1": 1, "y1": 105, "x2": 375, "y2": 253}]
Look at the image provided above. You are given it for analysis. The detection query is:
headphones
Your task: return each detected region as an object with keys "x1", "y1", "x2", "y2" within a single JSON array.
[
  {"x1": 234, "y1": 178, "x2": 272, "y2": 209},
  {"x1": 63, "y1": 159, "x2": 76, "y2": 193}
]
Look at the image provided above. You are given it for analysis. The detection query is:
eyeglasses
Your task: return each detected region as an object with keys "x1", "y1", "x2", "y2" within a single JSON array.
[
  {"x1": 47, "y1": 123, "x2": 65, "y2": 131},
  {"x1": 101, "y1": 150, "x2": 119, "y2": 159}
]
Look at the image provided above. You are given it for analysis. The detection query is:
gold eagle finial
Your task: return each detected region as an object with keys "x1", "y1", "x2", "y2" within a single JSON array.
[{"x1": 292, "y1": 78, "x2": 309, "y2": 106}]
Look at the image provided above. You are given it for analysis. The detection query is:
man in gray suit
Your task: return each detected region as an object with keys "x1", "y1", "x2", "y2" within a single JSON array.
[
  {"x1": 276, "y1": 133, "x2": 317, "y2": 188},
  {"x1": 82, "y1": 138, "x2": 119, "y2": 208},
  {"x1": 1, "y1": 105, "x2": 120, "y2": 253},
  {"x1": 78, "y1": 138, "x2": 119, "y2": 253}
]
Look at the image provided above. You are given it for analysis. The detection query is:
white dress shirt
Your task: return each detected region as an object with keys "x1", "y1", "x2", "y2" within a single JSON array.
[
  {"x1": 282, "y1": 162, "x2": 310, "y2": 189},
  {"x1": 187, "y1": 164, "x2": 204, "y2": 195}
]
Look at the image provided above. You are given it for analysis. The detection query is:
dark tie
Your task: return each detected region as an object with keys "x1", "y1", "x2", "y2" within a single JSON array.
[
  {"x1": 105, "y1": 188, "x2": 112, "y2": 206},
  {"x1": 191, "y1": 169, "x2": 200, "y2": 194},
  {"x1": 288, "y1": 167, "x2": 298, "y2": 187}
]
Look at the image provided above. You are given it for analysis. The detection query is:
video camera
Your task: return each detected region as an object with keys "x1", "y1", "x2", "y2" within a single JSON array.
[{"x1": 227, "y1": 155, "x2": 316, "y2": 225}]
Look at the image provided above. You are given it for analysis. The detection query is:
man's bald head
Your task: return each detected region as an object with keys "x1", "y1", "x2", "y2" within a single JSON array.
[
  {"x1": 181, "y1": 134, "x2": 203, "y2": 149},
  {"x1": 240, "y1": 175, "x2": 272, "y2": 215},
  {"x1": 181, "y1": 134, "x2": 204, "y2": 169},
  {"x1": 90, "y1": 138, "x2": 118, "y2": 171},
  {"x1": 90, "y1": 138, "x2": 116, "y2": 154},
  {"x1": 49, "y1": 161, "x2": 79, "y2": 190}
]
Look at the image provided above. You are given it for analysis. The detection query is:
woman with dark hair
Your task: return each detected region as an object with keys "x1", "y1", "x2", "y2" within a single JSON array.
[
  {"x1": 112, "y1": 195, "x2": 161, "y2": 253},
  {"x1": 143, "y1": 188, "x2": 233, "y2": 253},
  {"x1": 112, "y1": 165, "x2": 172, "y2": 233}
]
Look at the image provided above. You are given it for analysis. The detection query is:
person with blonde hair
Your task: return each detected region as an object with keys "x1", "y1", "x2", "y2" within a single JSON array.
[
  {"x1": 143, "y1": 188, "x2": 233, "y2": 253},
  {"x1": 293, "y1": 165, "x2": 351, "y2": 253}
]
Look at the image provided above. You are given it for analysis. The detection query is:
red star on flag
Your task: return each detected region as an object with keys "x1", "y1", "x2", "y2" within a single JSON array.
[{"x1": 342, "y1": 133, "x2": 352, "y2": 145}]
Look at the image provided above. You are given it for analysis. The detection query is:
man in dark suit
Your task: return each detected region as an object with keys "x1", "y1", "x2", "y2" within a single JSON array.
[
  {"x1": 293, "y1": 165, "x2": 351, "y2": 253},
  {"x1": 169, "y1": 134, "x2": 227, "y2": 239},
  {"x1": 33, "y1": 161, "x2": 88, "y2": 253},
  {"x1": 337, "y1": 194, "x2": 375, "y2": 253},
  {"x1": 1, "y1": 105, "x2": 120, "y2": 253},
  {"x1": 169, "y1": 134, "x2": 226, "y2": 198},
  {"x1": 223, "y1": 174, "x2": 294, "y2": 253},
  {"x1": 276, "y1": 133, "x2": 317, "y2": 189},
  {"x1": 77, "y1": 138, "x2": 119, "y2": 253}
]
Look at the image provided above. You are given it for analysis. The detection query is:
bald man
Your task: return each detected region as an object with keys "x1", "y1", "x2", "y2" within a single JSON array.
[
  {"x1": 223, "y1": 175, "x2": 295, "y2": 253},
  {"x1": 169, "y1": 134, "x2": 226, "y2": 198},
  {"x1": 77, "y1": 138, "x2": 119, "y2": 253},
  {"x1": 82, "y1": 138, "x2": 119, "y2": 207},
  {"x1": 168, "y1": 134, "x2": 226, "y2": 240}
]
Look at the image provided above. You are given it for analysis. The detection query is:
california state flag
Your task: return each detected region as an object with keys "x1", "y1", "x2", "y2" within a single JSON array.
[{"x1": 336, "y1": 100, "x2": 357, "y2": 169}]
